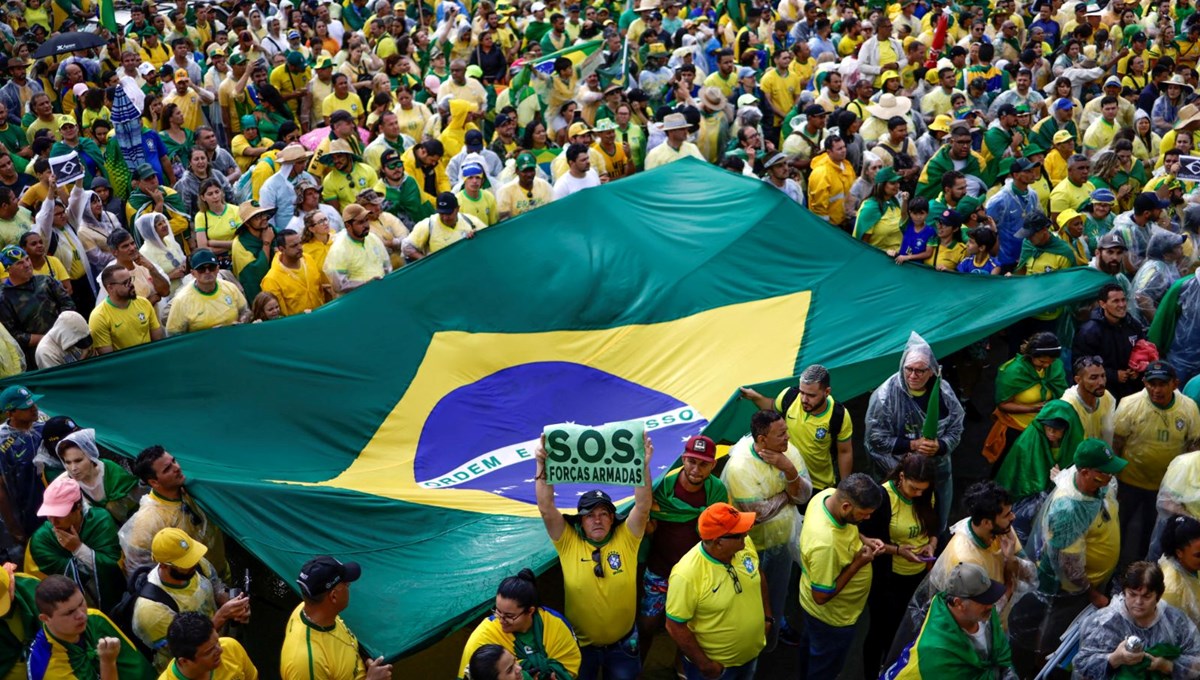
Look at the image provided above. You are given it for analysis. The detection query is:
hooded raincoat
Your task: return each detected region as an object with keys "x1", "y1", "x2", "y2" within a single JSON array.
[{"x1": 32, "y1": 310, "x2": 89, "y2": 370}]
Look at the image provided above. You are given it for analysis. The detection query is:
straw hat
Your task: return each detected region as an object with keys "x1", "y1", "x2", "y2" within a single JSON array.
[
  {"x1": 1161, "y1": 74, "x2": 1195, "y2": 93},
  {"x1": 1175, "y1": 104, "x2": 1200, "y2": 130},
  {"x1": 237, "y1": 200, "x2": 276, "y2": 224},
  {"x1": 659, "y1": 112, "x2": 690, "y2": 131},
  {"x1": 699, "y1": 86, "x2": 726, "y2": 111},
  {"x1": 319, "y1": 139, "x2": 360, "y2": 164},
  {"x1": 867, "y1": 93, "x2": 912, "y2": 119},
  {"x1": 274, "y1": 144, "x2": 310, "y2": 165}
]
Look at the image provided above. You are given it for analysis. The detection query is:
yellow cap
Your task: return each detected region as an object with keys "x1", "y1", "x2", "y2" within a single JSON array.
[
  {"x1": 151, "y1": 528, "x2": 208, "y2": 569},
  {"x1": 929, "y1": 114, "x2": 953, "y2": 133},
  {"x1": 1052, "y1": 129, "x2": 1074, "y2": 144},
  {"x1": 1057, "y1": 208, "x2": 1083, "y2": 229}
]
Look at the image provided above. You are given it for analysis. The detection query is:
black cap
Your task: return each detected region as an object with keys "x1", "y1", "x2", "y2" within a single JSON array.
[
  {"x1": 937, "y1": 209, "x2": 963, "y2": 228},
  {"x1": 997, "y1": 103, "x2": 1018, "y2": 117},
  {"x1": 1135, "y1": 192, "x2": 1170, "y2": 214},
  {"x1": 465, "y1": 129, "x2": 484, "y2": 151},
  {"x1": 436, "y1": 192, "x2": 458, "y2": 214},
  {"x1": 42, "y1": 416, "x2": 80, "y2": 454},
  {"x1": 577, "y1": 489, "x2": 616, "y2": 515},
  {"x1": 296, "y1": 556, "x2": 362, "y2": 599},
  {"x1": 1014, "y1": 213, "x2": 1052, "y2": 239},
  {"x1": 804, "y1": 104, "x2": 827, "y2": 117},
  {"x1": 1144, "y1": 360, "x2": 1178, "y2": 382}
]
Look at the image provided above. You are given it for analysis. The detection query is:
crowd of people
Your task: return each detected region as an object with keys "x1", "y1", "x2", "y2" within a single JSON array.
[{"x1": 2, "y1": 0, "x2": 1200, "y2": 677}]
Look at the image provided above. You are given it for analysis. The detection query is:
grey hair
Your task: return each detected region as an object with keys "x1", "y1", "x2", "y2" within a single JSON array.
[{"x1": 799, "y1": 364, "x2": 831, "y2": 389}]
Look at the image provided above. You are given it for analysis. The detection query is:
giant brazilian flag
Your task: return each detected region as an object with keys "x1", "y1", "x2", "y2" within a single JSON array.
[{"x1": 6, "y1": 160, "x2": 1108, "y2": 660}]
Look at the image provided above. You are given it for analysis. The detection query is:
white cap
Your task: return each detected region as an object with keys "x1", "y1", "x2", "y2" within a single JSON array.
[
  {"x1": 531, "y1": 1, "x2": 546, "y2": 10},
  {"x1": 137, "y1": 62, "x2": 155, "y2": 76}
]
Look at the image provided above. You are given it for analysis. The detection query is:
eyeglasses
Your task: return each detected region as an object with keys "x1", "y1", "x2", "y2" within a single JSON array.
[
  {"x1": 491, "y1": 607, "x2": 527, "y2": 623},
  {"x1": 724, "y1": 564, "x2": 743, "y2": 593},
  {"x1": 903, "y1": 366, "x2": 931, "y2": 375},
  {"x1": 110, "y1": 278, "x2": 133, "y2": 287},
  {"x1": 195, "y1": 264, "x2": 218, "y2": 273},
  {"x1": 591, "y1": 547, "x2": 605, "y2": 578}
]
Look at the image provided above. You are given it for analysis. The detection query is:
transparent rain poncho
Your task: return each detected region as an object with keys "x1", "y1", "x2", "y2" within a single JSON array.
[
  {"x1": 1164, "y1": 276, "x2": 1200, "y2": 384},
  {"x1": 865, "y1": 332, "x2": 965, "y2": 475},
  {"x1": 1132, "y1": 227, "x2": 1184, "y2": 312},
  {"x1": 880, "y1": 517, "x2": 1036, "y2": 672},
  {"x1": 720, "y1": 436, "x2": 812, "y2": 555},
  {"x1": 1149, "y1": 451, "x2": 1200, "y2": 560},
  {"x1": 1160, "y1": 551, "x2": 1200, "y2": 629},
  {"x1": 1073, "y1": 592, "x2": 1200, "y2": 680},
  {"x1": 1026, "y1": 466, "x2": 1119, "y2": 597}
]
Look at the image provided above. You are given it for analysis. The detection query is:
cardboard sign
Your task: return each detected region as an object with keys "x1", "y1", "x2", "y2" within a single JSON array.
[
  {"x1": 49, "y1": 152, "x2": 83, "y2": 186},
  {"x1": 543, "y1": 420, "x2": 646, "y2": 486}
]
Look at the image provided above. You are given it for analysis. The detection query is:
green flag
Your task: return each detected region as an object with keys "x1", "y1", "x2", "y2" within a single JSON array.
[
  {"x1": 98, "y1": 0, "x2": 117, "y2": 33},
  {"x1": 5, "y1": 160, "x2": 1109, "y2": 660},
  {"x1": 922, "y1": 369, "x2": 942, "y2": 439}
]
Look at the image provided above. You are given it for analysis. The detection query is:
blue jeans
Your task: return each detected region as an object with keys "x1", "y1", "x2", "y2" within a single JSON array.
[
  {"x1": 758, "y1": 543, "x2": 793, "y2": 653},
  {"x1": 798, "y1": 607, "x2": 858, "y2": 679},
  {"x1": 682, "y1": 657, "x2": 758, "y2": 680},
  {"x1": 577, "y1": 635, "x2": 642, "y2": 680}
]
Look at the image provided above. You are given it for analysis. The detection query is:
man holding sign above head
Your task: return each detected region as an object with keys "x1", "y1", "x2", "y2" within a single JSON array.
[{"x1": 534, "y1": 427, "x2": 653, "y2": 680}]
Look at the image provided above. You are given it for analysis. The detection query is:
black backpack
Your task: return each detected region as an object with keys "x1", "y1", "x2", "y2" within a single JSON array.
[
  {"x1": 108, "y1": 565, "x2": 180, "y2": 660},
  {"x1": 778, "y1": 387, "x2": 847, "y2": 486}
]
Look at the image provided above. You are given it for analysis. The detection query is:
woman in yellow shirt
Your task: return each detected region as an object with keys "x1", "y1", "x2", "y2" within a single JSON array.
[
  {"x1": 393, "y1": 87, "x2": 434, "y2": 141},
  {"x1": 853, "y1": 166, "x2": 906, "y2": 254},
  {"x1": 861, "y1": 453, "x2": 937, "y2": 675},
  {"x1": 932, "y1": 211, "x2": 969, "y2": 271},
  {"x1": 194, "y1": 178, "x2": 239, "y2": 256},
  {"x1": 986, "y1": 332, "x2": 1068, "y2": 473},
  {"x1": 301, "y1": 210, "x2": 333, "y2": 272}
]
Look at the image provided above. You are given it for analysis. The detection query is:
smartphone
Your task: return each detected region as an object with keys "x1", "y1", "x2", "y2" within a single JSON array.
[{"x1": 918, "y1": 555, "x2": 938, "y2": 562}]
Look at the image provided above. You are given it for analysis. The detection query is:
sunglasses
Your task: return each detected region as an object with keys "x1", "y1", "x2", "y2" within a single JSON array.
[
  {"x1": 195, "y1": 264, "x2": 218, "y2": 272},
  {"x1": 590, "y1": 547, "x2": 605, "y2": 578},
  {"x1": 724, "y1": 564, "x2": 743, "y2": 593}
]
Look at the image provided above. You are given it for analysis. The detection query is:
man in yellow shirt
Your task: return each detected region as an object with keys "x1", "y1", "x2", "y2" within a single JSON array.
[
  {"x1": 280, "y1": 557, "x2": 392, "y2": 680},
  {"x1": 320, "y1": 140, "x2": 379, "y2": 212},
  {"x1": 703, "y1": 48, "x2": 738, "y2": 96},
  {"x1": 89, "y1": 265, "x2": 163, "y2": 353},
  {"x1": 1113, "y1": 361, "x2": 1200, "y2": 566},
  {"x1": 230, "y1": 116, "x2": 270, "y2": 173},
  {"x1": 323, "y1": 205, "x2": 391, "y2": 293},
  {"x1": 496, "y1": 153, "x2": 553, "y2": 220},
  {"x1": 164, "y1": 250, "x2": 250, "y2": 335},
  {"x1": 259, "y1": 230, "x2": 332, "y2": 316},
  {"x1": 163, "y1": 72, "x2": 212, "y2": 132},
  {"x1": 739, "y1": 364, "x2": 852, "y2": 492},
  {"x1": 1082, "y1": 95, "x2": 1120, "y2": 155},
  {"x1": 402, "y1": 193, "x2": 487, "y2": 260},
  {"x1": 758, "y1": 48, "x2": 800, "y2": 138},
  {"x1": 1049, "y1": 154, "x2": 1095, "y2": 223},
  {"x1": 798, "y1": 474, "x2": 885, "y2": 678},
  {"x1": 665, "y1": 503, "x2": 767, "y2": 679},
  {"x1": 160, "y1": 612, "x2": 258, "y2": 680},
  {"x1": 321, "y1": 74, "x2": 365, "y2": 127},
  {"x1": 455, "y1": 165, "x2": 497, "y2": 227},
  {"x1": 533, "y1": 432, "x2": 652, "y2": 679},
  {"x1": 269, "y1": 52, "x2": 311, "y2": 119}
]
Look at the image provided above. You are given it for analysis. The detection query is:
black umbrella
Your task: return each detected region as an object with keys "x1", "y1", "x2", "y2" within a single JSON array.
[{"x1": 33, "y1": 31, "x2": 107, "y2": 59}]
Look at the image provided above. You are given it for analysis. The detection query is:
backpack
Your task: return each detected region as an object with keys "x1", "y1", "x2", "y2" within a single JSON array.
[
  {"x1": 108, "y1": 564, "x2": 180, "y2": 660},
  {"x1": 778, "y1": 387, "x2": 847, "y2": 487}
]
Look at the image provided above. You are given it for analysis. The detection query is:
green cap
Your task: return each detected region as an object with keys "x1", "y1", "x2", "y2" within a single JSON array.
[
  {"x1": 1023, "y1": 142, "x2": 1048, "y2": 158},
  {"x1": 241, "y1": 114, "x2": 258, "y2": 130},
  {"x1": 876, "y1": 166, "x2": 900, "y2": 184},
  {"x1": 134, "y1": 163, "x2": 157, "y2": 180},
  {"x1": 286, "y1": 50, "x2": 306, "y2": 68},
  {"x1": 592, "y1": 118, "x2": 619, "y2": 132},
  {"x1": 465, "y1": 64, "x2": 483, "y2": 79},
  {"x1": 141, "y1": 26, "x2": 159, "y2": 37},
  {"x1": 0, "y1": 386, "x2": 40, "y2": 412},
  {"x1": 1074, "y1": 438, "x2": 1127, "y2": 474},
  {"x1": 229, "y1": 53, "x2": 247, "y2": 66},
  {"x1": 516, "y1": 152, "x2": 537, "y2": 171},
  {"x1": 1015, "y1": 103, "x2": 1031, "y2": 114},
  {"x1": 315, "y1": 57, "x2": 334, "y2": 70},
  {"x1": 190, "y1": 248, "x2": 219, "y2": 269},
  {"x1": 956, "y1": 194, "x2": 983, "y2": 215}
]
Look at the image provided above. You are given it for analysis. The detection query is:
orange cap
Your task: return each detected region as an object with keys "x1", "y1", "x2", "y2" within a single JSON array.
[{"x1": 698, "y1": 502, "x2": 756, "y2": 540}]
